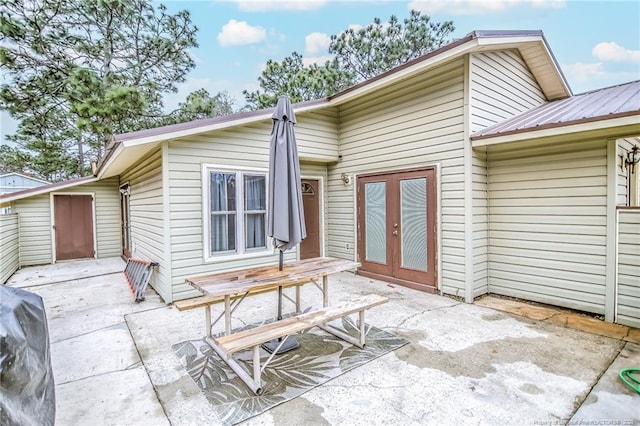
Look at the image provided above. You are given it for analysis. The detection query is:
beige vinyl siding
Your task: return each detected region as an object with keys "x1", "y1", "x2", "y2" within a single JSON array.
[
  {"x1": 617, "y1": 209, "x2": 640, "y2": 327},
  {"x1": 487, "y1": 138, "x2": 608, "y2": 314},
  {"x1": 167, "y1": 112, "x2": 338, "y2": 301},
  {"x1": 120, "y1": 148, "x2": 169, "y2": 301},
  {"x1": 0, "y1": 214, "x2": 19, "y2": 283},
  {"x1": 60, "y1": 177, "x2": 121, "y2": 258},
  {"x1": 617, "y1": 138, "x2": 636, "y2": 206},
  {"x1": 469, "y1": 50, "x2": 546, "y2": 134},
  {"x1": 329, "y1": 58, "x2": 466, "y2": 295},
  {"x1": 13, "y1": 194, "x2": 52, "y2": 266},
  {"x1": 473, "y1": 148, "x2": 488, "y2": 297},
  {"x1": 297, "y1": 109, "x2": 339, "y2": 162}
]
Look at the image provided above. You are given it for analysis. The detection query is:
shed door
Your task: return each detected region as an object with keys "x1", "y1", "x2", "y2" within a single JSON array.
[
  {"x1": 357, "y1": 168, "x2": 437, "y2": 292},
  {"x1": 54, "y1": 194, "x2": 95, "y2": 261}
]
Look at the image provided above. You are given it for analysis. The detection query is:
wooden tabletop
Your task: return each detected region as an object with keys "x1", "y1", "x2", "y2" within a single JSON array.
[{"x1": 185, "y1": 257, "x2": 360, "y2": 298}]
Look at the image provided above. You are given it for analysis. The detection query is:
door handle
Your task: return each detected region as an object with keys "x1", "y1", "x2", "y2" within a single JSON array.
[{"x1": 392, "y1": 230, "x2": 398, "y2": 236}]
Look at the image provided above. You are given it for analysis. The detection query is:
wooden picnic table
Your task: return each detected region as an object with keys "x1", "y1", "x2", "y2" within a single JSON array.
[
  {"x1": 181, "y1": 256, "x2": 360, "y2": 335},
  {"x1": 179, "y1": 256, "x2": 391, "y2": 395}
]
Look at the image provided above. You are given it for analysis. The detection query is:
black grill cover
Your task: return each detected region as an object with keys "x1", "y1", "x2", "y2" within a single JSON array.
[{"x1": 0, "y1": 285, "x2": 55, "y2": 426}]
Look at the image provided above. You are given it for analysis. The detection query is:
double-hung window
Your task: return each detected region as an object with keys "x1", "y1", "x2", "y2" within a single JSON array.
[{"x1": 206, "y1": 167, "x2": 268, "y2": 259}]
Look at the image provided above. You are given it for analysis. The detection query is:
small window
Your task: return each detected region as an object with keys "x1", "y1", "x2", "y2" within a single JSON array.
[{"x1": 206, "y1": 168, "x2": 268, "y2": 258}]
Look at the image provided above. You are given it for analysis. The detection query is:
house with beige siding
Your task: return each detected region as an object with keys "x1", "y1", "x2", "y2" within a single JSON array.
[{"x1": 1, "y1": 30, "x2": 638, "y2": 327}]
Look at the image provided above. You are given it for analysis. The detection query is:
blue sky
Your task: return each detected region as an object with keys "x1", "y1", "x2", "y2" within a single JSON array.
[
  {"x1": 1, "y1": 0, "x2": 639, "y2": 141},
  {"x1": 158, "y1": 0, "x2": 640, "y2": 111}
]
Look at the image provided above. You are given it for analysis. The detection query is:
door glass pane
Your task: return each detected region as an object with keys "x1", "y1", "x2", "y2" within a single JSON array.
[
  {"x1": 400, "y1": 178, "x2": 427, "y2": 271},
  {"x1": 365, "y1": 182, "x2": 386, "y2": 263}
]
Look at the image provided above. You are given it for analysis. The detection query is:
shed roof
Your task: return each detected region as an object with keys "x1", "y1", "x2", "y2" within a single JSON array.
[
  {"x1": 472, "y1": 80, "x2": 640, "y2": 141},
  {"x1": 0, "y1": 175, "x2": 97, "y2": 205}
]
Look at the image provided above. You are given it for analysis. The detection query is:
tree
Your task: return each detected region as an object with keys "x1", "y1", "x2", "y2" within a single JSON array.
[
  {"x1": 244, "y1": 10, "x2": 454, "y2": 110},
  {"x1": 243, "y1": 52, "x2": 353, "y2": 110},
  {"x1": 0, "y1": 0, "x2": 198, "y2": 180},
  {"x1": 162, "y1": 89, "x2": 236, "y2": 125},
  {"x1": 329, "y1": 10, "x2": 454, "y2": 81}
]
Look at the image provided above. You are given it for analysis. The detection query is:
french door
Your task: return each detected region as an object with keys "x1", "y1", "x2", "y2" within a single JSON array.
[{"x1": 357, "y1": 168, "x2": 437, "y2": 292}]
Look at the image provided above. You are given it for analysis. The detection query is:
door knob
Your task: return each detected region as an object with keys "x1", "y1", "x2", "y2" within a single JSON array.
[{"x1": 392, "y1": 230, "x2": 398, "y2": 236}]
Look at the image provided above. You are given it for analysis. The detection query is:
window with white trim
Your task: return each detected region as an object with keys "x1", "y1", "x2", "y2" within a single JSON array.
[{"x1": 206, "y1": 168, "x2": 268, "y2": 257}]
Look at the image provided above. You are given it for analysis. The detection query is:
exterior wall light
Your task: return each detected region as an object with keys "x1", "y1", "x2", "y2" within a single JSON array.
[
  {"x1": 625, "y1": 145, "x2": 640, "y2": 174},
  {"x1": 340, "y1": 173, "x2": 352, "y2": 186}
]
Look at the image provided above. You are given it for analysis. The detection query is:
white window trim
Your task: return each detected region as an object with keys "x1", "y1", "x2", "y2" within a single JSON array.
[{"x1": 202, "y1": 163, "x2": 273, "y2": 263}]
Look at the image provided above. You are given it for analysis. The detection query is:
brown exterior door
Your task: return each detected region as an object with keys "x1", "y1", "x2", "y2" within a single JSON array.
[
  {"x1": 357, "y1": 168, "x2": 437, "y2": 292},
  {"x1": 300, "y1": 179, "x2": 320, "y2": 259},
  {"x1": 54, "y1": 194, "x2": 95, "y2": 261}
]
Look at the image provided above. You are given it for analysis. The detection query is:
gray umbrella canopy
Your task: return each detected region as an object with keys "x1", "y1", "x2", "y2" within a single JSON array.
[{"x1": 267, "y1": 95, "x2": 306, "y2": 253}]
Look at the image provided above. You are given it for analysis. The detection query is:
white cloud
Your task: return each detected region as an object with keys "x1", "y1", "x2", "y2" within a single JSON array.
[
  {"x1": 234, "y1": 0, "x2": 327, "y2": 12},
  {"x1": 408, "y1": 0, "x2": 565, "y2": 15},
  {"x1": 305, "y1": 32, "x2": 331, "y2": 56},
  {"x1": 592, "y1": 42, "x2": 640, "y2": 63},
  {"x1": 562, "y1": 62, "x2": 606, "y2": 84},
  {"x1": 217, "y1": 19, "x2": 266, "y2": 47},
  {"x1": 562, "y1": 61, "x2": 639, "y2": 93}
]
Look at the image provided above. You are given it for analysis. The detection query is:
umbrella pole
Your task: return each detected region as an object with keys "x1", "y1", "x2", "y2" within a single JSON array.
[
  {"x1": 262, "y1": 249, "x2": 299, "y2": 354},
  {"x1": 277, "y1": 250, "x2": 283, "y2": 320}
]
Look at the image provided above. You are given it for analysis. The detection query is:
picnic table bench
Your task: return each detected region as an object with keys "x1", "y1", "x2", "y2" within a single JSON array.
[{"x1": 176, "y1": 256, "x2": 389, "y2": 394}]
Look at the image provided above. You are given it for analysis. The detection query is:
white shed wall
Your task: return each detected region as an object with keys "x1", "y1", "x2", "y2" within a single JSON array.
[
  {"x1": 13, "y1": 194, "x2": 52, "y2": 265},
  {"x1": 11, "y1": 177, "x2": 120, "y2": 266}
]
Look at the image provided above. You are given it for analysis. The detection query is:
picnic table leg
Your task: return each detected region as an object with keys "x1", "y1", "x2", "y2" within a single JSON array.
[
  {"x1": 295, "y1": 285, "x2": 301, "y2": 313},
  {"x1": 323, "y1": 275, "x2": 328, "y2": 307},
  {"x1": 253, "y1": 346, "x2": 261, "y2": 391},
  {"x1": 206, "y1": 305, "x2": 212, "y2": 338},
  {"x1": 359, "y1": 310, "x2": 366, "y2": 347},
  {"x1": 224, "y1": 295, "x2": 231, "y2": 335}
]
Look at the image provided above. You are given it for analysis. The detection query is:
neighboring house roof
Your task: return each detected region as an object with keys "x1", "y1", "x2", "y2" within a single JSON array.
[
  {"x1": 472, "y1": 80, "x2": 640, "y2": 145},
  {"x1": 98, "y1": 29, "x2": 570, "y2": 179},
  {"x1": 0, "y1": 176, "x2": 97, "y2": 205},
  {"x1": 0, "y1": 172, "x2": 50, "y2": 184}
]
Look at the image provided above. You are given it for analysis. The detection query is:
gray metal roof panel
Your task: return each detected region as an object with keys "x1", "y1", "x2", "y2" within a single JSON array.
[{"x1": 472, "y1": 80, "x2": 640, "y2": 139}]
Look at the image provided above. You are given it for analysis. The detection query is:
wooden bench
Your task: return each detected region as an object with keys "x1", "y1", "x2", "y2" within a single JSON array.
[{"x1": 204, "y1": 294, "x2": 388, "y2": 395}]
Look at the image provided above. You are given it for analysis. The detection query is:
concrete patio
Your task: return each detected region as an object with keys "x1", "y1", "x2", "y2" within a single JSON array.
[{"x1": 5, "y1": 257, "x2": 639, "y2": 425}]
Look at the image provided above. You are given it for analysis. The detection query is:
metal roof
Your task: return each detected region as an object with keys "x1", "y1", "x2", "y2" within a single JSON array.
[{"x1": 472, "y1": 80, "x2": 640, "y2": 140}]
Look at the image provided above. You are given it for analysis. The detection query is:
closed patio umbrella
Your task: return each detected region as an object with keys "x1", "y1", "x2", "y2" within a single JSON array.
[{"x1": 262, "y1": 95, "x2": 306, "y2": 354}]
